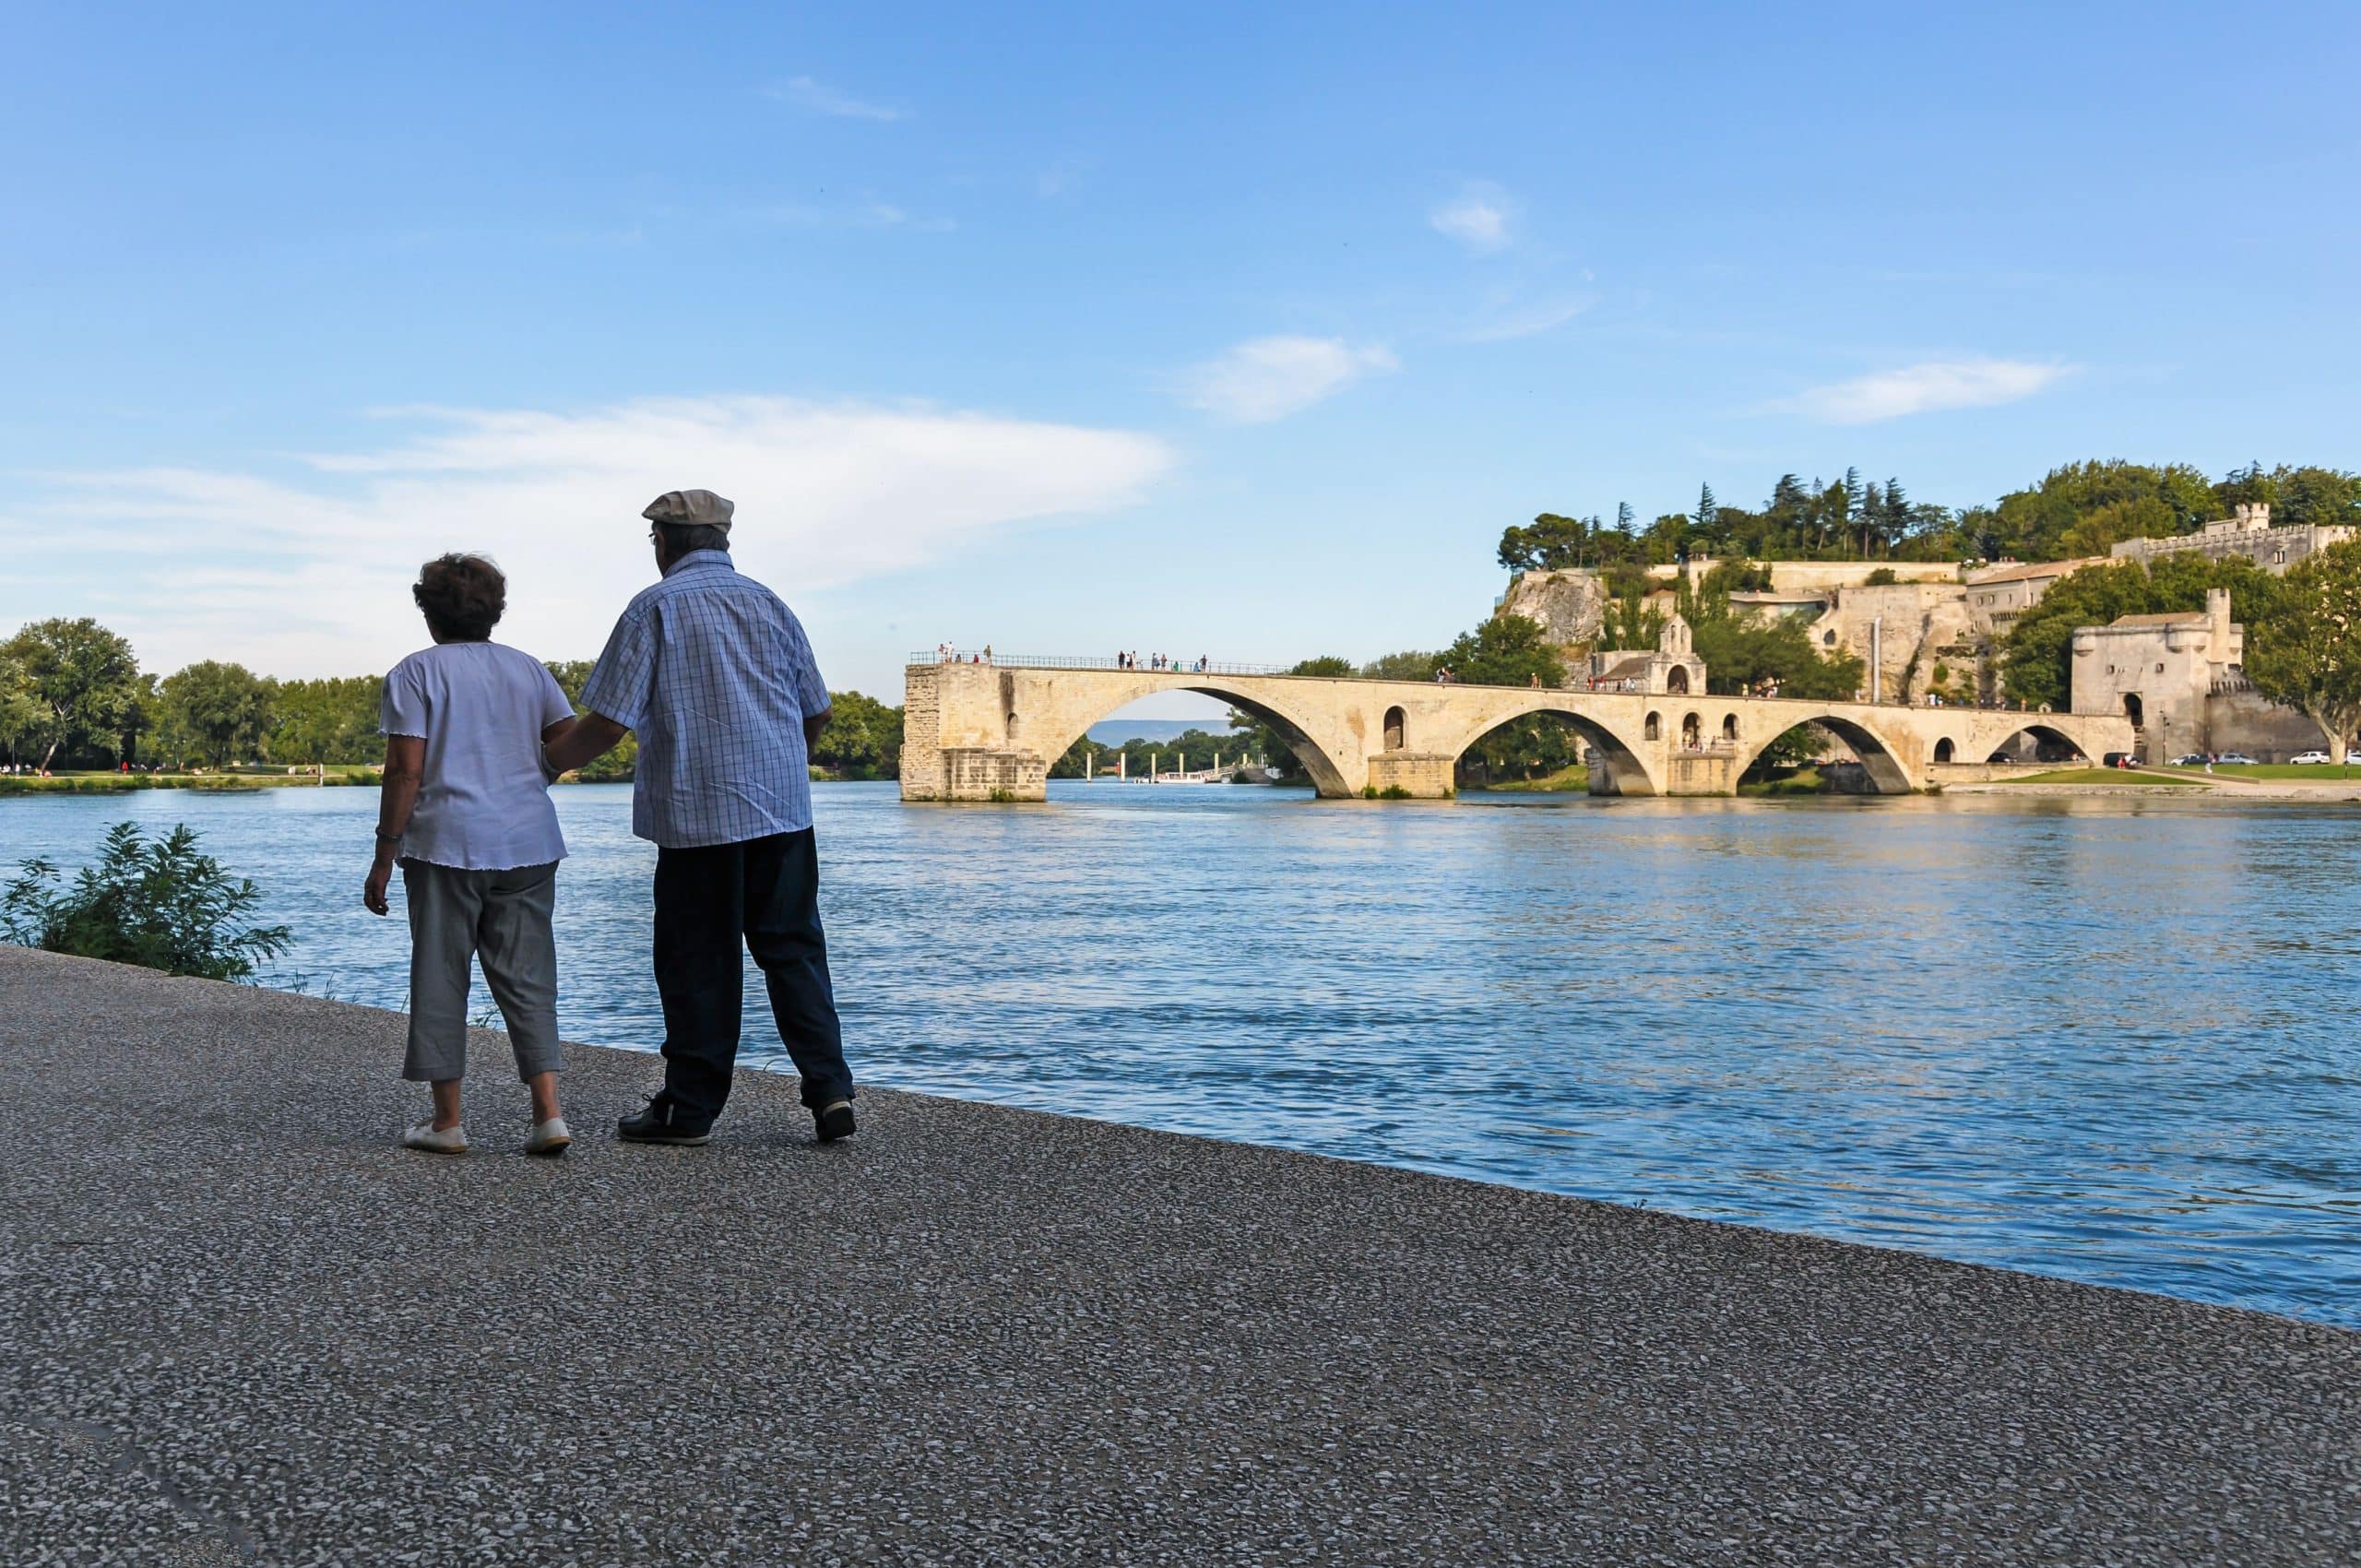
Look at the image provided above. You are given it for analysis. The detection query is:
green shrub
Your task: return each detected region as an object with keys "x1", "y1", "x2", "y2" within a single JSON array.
[
  {"x1": 1864, "y1": 567, "x2": 1899, "y2": 586},
  {"x1": 1378, "y1": 785, "x2": 1414, "y2": 800},
  {"x1": 0, "y1": 822, "x2": 292, "y2": 980}
]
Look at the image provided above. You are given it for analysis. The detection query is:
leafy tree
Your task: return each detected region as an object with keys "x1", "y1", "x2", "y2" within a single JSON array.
[
  {"x1": 2246, "y1": 540, "x2": 2361, "y2": 762},
  {"x1": 808, "y1": 690, "x2": 904, "y2": 779},
  {"x1": 4, "y1": 618, "x2": 140, "y2": 770},
  {"x1": 1498, "y1": 513, "x2": 1596, "y2": 573},
  {"x1": 2213, "y1": 462, "x2": 2361, "y2": 527},
  {"x1": 0, "y1": 647, "x2": 48, "y2": 766},
  {"x1": 1, "y1": 822, "x2": 292, "y2": 980},
  {"x1": 1714, "y1": 621, "x2": 1862, "y2": 700},
  {"x1": 1360, "y1": 649, "x2": 1442, "y2": 682},
  {"x1": 1440, "y1": 613, "x2": 1566, "y2": 687},
  {"x1": 159, "y1": 661, "x2": 274, "y2": 766},
  {"x1": 1599, "y1": 573, "x2": 1665, "y2": 650},
  {"x1": 270, "y1": 676, "x2": 383, "y2": 764},
  {"x1": 1987, "y1": 460, "x2": 2215, "y2": 561}
]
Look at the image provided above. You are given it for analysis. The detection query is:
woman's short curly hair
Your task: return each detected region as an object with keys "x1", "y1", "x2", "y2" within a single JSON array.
[{"x1": 411, "y1": 553, "x2": 506, "y2": 642}]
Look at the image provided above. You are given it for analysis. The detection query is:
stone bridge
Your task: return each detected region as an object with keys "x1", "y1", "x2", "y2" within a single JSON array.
[{"x1": 900, "y1": 658, "x2": 2134, "y2": 801}]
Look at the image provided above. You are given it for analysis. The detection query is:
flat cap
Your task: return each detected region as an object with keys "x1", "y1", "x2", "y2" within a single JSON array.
[{"x1": 642, "y1": 488, "x2": 735, "y2": 531}]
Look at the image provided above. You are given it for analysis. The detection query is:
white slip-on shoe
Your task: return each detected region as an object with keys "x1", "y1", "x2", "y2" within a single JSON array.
[
  {"x1": 525, "y1": 1117, "x2": 573, "y2": 1158},
  {"x1": 401, "y1": 1119, "x2": 469, "y2": 1155}
]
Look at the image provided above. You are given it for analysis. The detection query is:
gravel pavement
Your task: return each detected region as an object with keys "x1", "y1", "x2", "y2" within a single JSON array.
[{"x1": 2, "y1": 945, "x2": 2355, "y2": 1566}]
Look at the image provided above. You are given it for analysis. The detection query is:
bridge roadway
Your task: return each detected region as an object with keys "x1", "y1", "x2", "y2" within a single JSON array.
[{"x1": 900, "y1": 657, "x2": 2135, "y2": 801}]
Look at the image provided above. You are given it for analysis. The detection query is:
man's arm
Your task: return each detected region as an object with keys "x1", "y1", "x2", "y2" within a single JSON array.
[
  {"x1": 543, "y1": 713, "x2": 628, "y2": 777},
  {"x1": 802, "y1": 706, "x2": 831, "y2": 754}
]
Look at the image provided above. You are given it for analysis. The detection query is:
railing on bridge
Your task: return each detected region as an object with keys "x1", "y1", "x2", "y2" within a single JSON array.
[
  {"x1": 913, "y1": 651, "x2": 1294, "y2": 676},
  {"x1": 911, "y1": 650, "x2": 2065, "y2": 714}
]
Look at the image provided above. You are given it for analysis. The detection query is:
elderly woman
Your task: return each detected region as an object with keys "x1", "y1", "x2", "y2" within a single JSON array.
[{"x1": 363, "y1": 553, "x2": 578, "y2": 1155}]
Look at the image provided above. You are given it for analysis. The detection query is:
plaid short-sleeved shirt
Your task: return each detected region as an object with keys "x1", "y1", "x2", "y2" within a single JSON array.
[{"x1": 581, "y1": 551, "x2": 832, "y2": 848}]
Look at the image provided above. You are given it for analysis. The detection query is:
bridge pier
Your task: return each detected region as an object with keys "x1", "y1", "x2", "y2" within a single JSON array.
[{"x1": 1364, "y1": 752, "x2": 1455, "y2": 798}]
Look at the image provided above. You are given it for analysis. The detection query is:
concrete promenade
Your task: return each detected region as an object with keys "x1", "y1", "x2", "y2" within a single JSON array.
[{"x1": 2, "y1": 947, "x2": 2355, "y2": 1566}]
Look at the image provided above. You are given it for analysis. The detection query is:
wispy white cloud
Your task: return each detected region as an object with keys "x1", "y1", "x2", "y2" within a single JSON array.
[
  {"x1": 1780, "y1": 358, "x2": 2075, "y2": 423},
  {"x1": 1430, "y1": 182, "x2": 1515, "y2": 254},
  {"x1": 1459, "y1": 296, "x2": 1592, "y2": 343},
  {"x1": 751, "y1": 198, "x2": 954, "y2": 232},
  {"x1": 765, "y1": 76, "x2": 905, "y2": 122},
  {"x1": 1176, "y1": 336, "x2": 1399, "y2": 424},
  {"x1": 1, "y1": 398, "x2": 1169, "y2": 675}
]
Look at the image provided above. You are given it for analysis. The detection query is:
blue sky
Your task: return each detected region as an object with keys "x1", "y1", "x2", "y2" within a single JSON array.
[{"x1": 6, "y1": 2, "x2": 2355, "y2": 718}]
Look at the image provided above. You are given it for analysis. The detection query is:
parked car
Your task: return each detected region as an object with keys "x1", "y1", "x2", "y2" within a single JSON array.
[
  {"x1": 2102, "y1": 752, "x2": 2136, "y2": 768},
  {"x1": 2291, "y1": 750, "x2": 2334, "y2": 766},
  {"x1": 2214, "y1": 753, "x2": 2259, "y2": 766},
  {"x1": 2170, "y1": 754, "x2": 2207, "y2": 766}
]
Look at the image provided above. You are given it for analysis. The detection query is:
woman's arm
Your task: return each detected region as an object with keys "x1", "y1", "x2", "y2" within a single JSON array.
[{"x1": 363, "y1": 734, "x2": 426, "y2": 915}]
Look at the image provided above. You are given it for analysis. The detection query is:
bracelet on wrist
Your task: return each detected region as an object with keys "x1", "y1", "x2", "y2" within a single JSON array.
[{"x1": 374, "y1": 828, "x2": 404, "y2": 844}]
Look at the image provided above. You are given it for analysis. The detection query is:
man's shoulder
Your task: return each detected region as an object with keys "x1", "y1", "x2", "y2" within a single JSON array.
[{"x1": 676, "y1": 564, "x2": 790, "y2": 620}]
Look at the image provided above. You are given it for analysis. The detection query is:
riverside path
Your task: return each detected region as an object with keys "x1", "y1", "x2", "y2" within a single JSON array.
[
  {"x1": 3, "y1": 945, "x2": 2355, "y2": 1565},
  {"x1": 900, "y1": 653, "x2": 2133, "y2": 802}
]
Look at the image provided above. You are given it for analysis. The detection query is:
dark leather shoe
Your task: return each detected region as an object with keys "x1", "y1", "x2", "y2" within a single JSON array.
[
  {"x1": 617, "y1": 1094, "x2": 713, "y2": 1146},
  {"x1": 814, "y1": 1100, "x2": 857, "y2": 1143}
]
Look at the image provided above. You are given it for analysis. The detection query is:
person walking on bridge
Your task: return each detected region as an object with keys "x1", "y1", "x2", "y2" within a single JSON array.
[{"x1": 543, "y1": 489, "x2": 857, "y2": 1147}]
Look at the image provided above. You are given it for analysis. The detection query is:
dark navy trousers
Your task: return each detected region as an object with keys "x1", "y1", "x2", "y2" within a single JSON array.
[{"x1": 652, "y1": 828, "x2": 853, "y2": 1122}]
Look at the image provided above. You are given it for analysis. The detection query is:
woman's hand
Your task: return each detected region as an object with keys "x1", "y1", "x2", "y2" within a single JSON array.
[{"x1": 364, "y1": 854, "x2": 394, "y2": 916}]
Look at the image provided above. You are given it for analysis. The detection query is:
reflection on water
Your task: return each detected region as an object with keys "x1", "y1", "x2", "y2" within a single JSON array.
[{"x1": 5, "y1": 781, "x2": 2357, "y2": 1325}]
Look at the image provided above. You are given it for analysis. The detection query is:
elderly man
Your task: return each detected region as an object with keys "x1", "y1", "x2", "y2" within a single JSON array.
[{"x1": 545, "y1": 489, "x2": 856, "y2": 1146}]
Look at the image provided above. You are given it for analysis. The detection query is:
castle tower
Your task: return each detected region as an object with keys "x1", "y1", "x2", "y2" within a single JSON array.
[{"x1": 1658, "y1": 612, "x2": 1692, "y2": 658}]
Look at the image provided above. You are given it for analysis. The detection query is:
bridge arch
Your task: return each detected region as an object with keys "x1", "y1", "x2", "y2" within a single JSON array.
[
  {"x1": 1984, "y1": 723, "x2": 2088, "y2": 765},
  {"x1": 1735, "y1": 713, "x2": 1916, "y2": 793},
  {"x1": 1430, "y1": 696, "x2": 1660, "y2": 795},
  {"x1": 1038, "y1": 681, "x2": 1356, "y2": 797},
  {"x1": 1382, "y1": 705, "x2": 1406, "y2": 752}
]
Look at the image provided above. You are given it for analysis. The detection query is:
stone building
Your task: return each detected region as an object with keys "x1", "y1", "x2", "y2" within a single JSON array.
[
  {"x1": 2069, "y1": 588, "x2": 2327, "y2": 761},
  {"x1": 1585, "y1": 612, "x2": 1707, "y2": 695},
  {"x1": 2108, "y1": 503, "x2": 2352, "y2": 573},
  {"x1": 1961, "y1": 556, "x2": 2108, "y2": 637}
]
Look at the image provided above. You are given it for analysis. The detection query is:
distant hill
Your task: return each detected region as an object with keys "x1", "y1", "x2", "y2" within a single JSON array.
[{"x1": 1086, "y1": 719, "x2": 1232, "y2": 745}]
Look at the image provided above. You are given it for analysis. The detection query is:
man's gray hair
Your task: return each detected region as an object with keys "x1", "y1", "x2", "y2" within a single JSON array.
[{"x1": 658, "y1": 522, "x2": 731, "y2": 556}]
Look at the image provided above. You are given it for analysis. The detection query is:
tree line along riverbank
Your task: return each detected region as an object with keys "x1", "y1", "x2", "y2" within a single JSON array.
[{"x1": 0, "y1": 624, "x2": 910, "y2": 784}]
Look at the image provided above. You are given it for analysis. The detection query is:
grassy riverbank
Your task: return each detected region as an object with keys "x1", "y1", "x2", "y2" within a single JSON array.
[
  {"x1": 2156, "y1": 763, "x2": 2361, "y2": 781},
  {"x1": 1471, "y1": 764, "x2": 1589, "y2": 793},
  {"x1": 0, "y1": 766, "x2": 383, "y2": 795},
  {"x1": 1998, "y1": 768, "x2": 2214, "y2": 787}
]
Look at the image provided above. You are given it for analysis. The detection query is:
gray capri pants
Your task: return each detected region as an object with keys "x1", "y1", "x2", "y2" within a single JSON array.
[{"x1": 401, "y1": 860, "x2": 564, "y2": 1082}]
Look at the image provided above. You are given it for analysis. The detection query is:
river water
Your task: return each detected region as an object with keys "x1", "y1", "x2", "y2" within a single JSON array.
[{"x1": 4, "y1": 782, "x2": 2355, "y2": 1326}]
